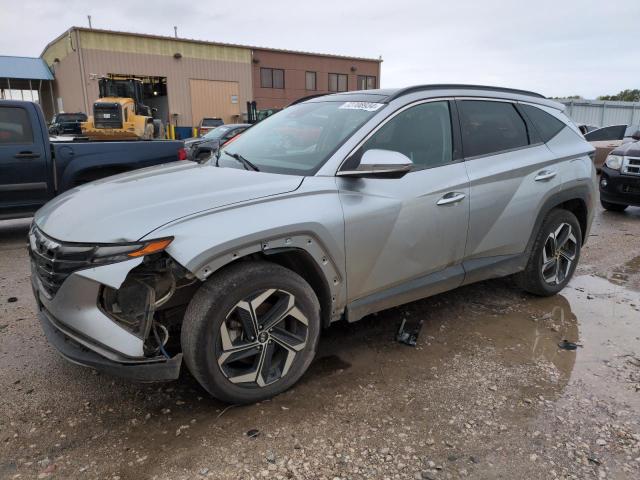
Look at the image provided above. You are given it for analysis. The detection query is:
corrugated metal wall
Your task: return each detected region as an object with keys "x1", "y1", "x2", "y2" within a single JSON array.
[
  {"x1": 80, "y1": 49, "x2": 252, "y2": 127},
  {"x1": 43, "y1": 30, "x2": 253, "y2": 127},
  {"x1": 560, "y1": 99, "x2": 640, "y2": 127}
]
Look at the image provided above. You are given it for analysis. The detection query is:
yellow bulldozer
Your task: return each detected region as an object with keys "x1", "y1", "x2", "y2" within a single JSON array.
[{"x1": 81, "y1": 78, "x2": 163, "y2": 140}]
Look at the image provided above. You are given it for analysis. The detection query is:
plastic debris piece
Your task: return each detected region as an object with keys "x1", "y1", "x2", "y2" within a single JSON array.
[
  {"x1": 558, "y1": 339, "x2": 581, "y2": 350},
  {"x1": 396, "y1": 318, "x2": 424, "y2": 347}
]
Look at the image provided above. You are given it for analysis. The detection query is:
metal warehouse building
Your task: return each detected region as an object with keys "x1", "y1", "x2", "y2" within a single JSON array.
[{"x1": 39, "y1": 27, "x2": 381, "y2": 132}]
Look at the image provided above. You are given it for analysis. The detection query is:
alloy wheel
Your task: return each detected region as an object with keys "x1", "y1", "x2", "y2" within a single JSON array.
[
  {"x1": 216, "y1": 289, "x2": 309, "y2": 388},
  {"x1": 541, "y1": 223, "x2": 578, "y2": 285}
]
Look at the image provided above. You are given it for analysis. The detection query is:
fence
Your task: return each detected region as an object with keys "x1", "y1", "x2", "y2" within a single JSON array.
[{"x1": 558, "y1": 99, "x2": 640, "y2": 128}]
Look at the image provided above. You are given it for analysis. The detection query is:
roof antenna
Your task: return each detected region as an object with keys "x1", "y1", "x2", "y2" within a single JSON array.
[
  {"x1": 87, "y1": 15, "x2": 92, "y2": 29},
  {"x1": 174, "y1": 26, "x2": 178, "y2": 38}
]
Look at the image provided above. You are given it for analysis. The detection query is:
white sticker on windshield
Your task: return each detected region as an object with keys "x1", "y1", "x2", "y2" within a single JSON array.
[{"x1": 339, "y1": 102, "x2": 384, "y2": 112}]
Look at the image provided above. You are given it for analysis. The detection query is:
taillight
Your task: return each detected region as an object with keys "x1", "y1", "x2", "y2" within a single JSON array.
[{"x1": 177, "y1": 148, "x2": 188, "y2": 160}]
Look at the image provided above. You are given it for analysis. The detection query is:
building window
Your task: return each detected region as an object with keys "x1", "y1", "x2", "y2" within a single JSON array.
[
  {"x1": 358, "y1": 75, "x2": 376, "y2": 90},
  {"x1": 261, "y1": 68, "x2": 285, "y2": 89},
  {"x1": 329, "y1": 73, "x2": 348, "y2": 92},
  {"x1": 305, "y1": 71, "x2": 317, "y2": 91}
]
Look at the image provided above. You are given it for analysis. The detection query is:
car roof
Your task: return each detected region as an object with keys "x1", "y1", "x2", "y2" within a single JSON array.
[{"x1": 301, "y1": 84, "x2": 564, "y2": 111}]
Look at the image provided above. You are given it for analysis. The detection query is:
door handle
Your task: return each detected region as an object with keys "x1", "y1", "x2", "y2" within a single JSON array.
[
  {"x1": 437, "y1": 192, "x2": 466, "y2": 206},
  {"x1": 14, "y1": 151, "x2": 41, "y2": 159},
  {"x1": 534, "y1": 170, "x2": 556, "y2": 181}
]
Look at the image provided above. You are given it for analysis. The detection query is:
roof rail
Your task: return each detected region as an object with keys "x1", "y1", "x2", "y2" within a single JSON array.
[
  {"x1": 287, "y1": 93, "x2": 332, "y2": 107},
  {"x1": 386, "y1": 84, "x2": 546, "y2": 102}
]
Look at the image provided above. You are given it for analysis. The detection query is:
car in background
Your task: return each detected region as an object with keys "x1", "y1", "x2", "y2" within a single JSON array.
[
  {"x1": 198, "y1": 117, "x2": 224, "y2": 136},
  {"x1": 184, "y1": 123, "x2": 250, "y2": 161},
  {"x1": 583, "y1": 124, "x2": 639, "y2": 170},
  {"x1": 48, "y1": 112, "x2": 87, "y2": 136},
  {"x1": 1, "y1": 100, "x2": 185, "y2": 220},
  {"x1": 599, "y1": 140, "x2": 640, "y2": 211}
]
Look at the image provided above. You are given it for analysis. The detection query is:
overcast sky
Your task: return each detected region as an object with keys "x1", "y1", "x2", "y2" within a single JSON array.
[{"x1": 0, "y1": 0, "x2": 637, "y2": 99}]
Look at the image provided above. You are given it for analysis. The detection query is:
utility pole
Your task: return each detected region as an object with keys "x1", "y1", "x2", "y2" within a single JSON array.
[
  {"x1": 87, "y1": 15, "x2": 92, "y2": 29},
  {"x1": 174, "y1": 26, "x2": 178, "y2": 38}
]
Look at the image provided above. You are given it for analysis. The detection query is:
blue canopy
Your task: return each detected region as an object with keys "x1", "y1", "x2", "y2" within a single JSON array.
[{"x1": 0, "y1": 55, "x2": 53, "y2": 80}]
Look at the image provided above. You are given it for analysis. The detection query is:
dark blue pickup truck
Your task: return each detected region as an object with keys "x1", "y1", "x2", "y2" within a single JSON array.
[{"x1": 0, "y1": 100, "x2": 186, "y2": 220}]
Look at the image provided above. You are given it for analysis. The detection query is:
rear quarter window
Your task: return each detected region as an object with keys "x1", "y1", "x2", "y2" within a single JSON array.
[
  {"x1": 520, "y1": 104, "x2": 567, "y2": 142},
  {"x1": 458, "y1": 100, "x2": 529, "y2": 158},
  {"x1": 0, "y1": 107, "x2": 34, "y2": 144}
]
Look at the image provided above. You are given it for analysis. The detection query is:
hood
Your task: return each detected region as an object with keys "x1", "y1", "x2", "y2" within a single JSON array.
[
  {"x1": 184, "y1": 136, "x2": 203, "y2": 146},
  {"x1": 611, "y1": 140, "x2": 640, "y2": 156},
  {"x1": 35, "y1": 162, "x2": 303, "y2": 243}
]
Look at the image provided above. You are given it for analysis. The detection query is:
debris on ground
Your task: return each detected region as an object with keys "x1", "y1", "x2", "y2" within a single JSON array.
[
  {"x1": 558, "y1": 339, "x2": 582, "y2": 350},
  {"x1": 396, "y1": 318, "x2": 424, "y2": 346}
]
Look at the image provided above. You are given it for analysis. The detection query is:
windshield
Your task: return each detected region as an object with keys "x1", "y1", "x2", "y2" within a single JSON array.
[
  {"x1": 218, "y1": 101, "x2": 384, "y2": 175},
  {"x1": 202, "y1": 118, "x2": 223, "y2": 127},
  {"x1": 203, "y1": 125, "x2": 231, "y2": 140}
]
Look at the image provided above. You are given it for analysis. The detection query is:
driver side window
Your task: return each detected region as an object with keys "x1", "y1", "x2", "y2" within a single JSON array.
[{"x1": 360, "y1": 101, "x2": 453, "y2": 170}]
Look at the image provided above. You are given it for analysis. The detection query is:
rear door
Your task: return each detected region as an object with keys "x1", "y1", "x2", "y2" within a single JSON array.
[
  {"x1": 339, "y1": 100, "x2": 470, "y2": 313},
  {"x1": 0, "y1": 103, "x2": 51, "y2": 218},
  {"x1": 457, "y1": 99, "x2": 560, "y2": 282}
]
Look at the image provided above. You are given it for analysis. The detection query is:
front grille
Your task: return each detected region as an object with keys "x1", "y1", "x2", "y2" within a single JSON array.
[
  {"x1": 93, "y1": 103, "x2": 123, "y2": 129},
  {"x1": 29, "y1": 227, "x2": 95, "y2": 297},
  {"x1": 622, "y1": 157, "x2": 640, "y2": 176},
  {"x1": 621, "y1": 184, "x2": 640, "y2": 195}
]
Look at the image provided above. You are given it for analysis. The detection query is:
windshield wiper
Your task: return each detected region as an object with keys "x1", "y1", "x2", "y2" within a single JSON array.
[{"x1": 218, "y1": 150, "x2": 260, "y2": 171}]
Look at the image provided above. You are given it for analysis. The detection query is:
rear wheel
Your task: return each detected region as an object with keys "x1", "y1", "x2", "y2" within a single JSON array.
[
  {"x1": 181, "y1": 261, "x2": 321, "y2": 403},
  {"x1": 600, "y1": 200, "x2": 628, "y2": 212},
  {"x1": 517, "y1": 209, "x2": 581, "y2": 296}
]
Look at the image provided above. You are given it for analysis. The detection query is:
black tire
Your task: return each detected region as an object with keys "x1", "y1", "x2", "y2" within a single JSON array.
[
  {"x1": 181, "y1": 261, "x2": 321, "y2": 404},
  {"x1": 516, "y1": 209, "x2": 581, "y2": 296},
  {"x1": 600, "y1": 200, "x2": 628, "y2": 212}
]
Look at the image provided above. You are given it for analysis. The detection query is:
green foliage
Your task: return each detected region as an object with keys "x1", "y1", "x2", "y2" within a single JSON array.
[{"x1": 598, "y1": 89, "x2": 640, "y2": 102}]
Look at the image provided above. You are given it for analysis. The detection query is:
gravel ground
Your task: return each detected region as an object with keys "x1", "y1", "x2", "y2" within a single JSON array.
[{"x1": 0, "y1": 205, "x2": 639, "y2": 480}]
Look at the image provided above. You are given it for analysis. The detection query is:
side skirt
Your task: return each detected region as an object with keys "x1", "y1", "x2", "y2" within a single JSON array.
[{"x1": 345, "y1": 265, "x2": 464, "y2": 323}]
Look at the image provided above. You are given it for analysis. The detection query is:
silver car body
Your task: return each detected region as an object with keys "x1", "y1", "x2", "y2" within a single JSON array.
[{"x1": 31, "y1": 85, "x2": 597, "y2": 377}]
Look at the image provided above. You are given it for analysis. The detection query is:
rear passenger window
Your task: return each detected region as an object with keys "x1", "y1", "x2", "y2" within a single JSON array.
[
  {"x1": 520, "y1": 104, "x2": 567, "y2": 142},
  {"x1": 360, "y1": 101, "x2": 453, "y2": 170},
  {"x1": 458, "y1": 100, "x2": 529, "y2": 158},
  {"x1": 0, "y1": 107, "x2": 34, "y2": 144}
]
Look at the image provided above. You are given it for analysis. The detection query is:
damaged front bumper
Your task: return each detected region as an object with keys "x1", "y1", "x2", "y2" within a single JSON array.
[
  {"x1": 38, "y1": 307, "x2": 182, "y2": 381},
  {"x1": 29, "y1": 226, "x2": 189, "y2": 382}
]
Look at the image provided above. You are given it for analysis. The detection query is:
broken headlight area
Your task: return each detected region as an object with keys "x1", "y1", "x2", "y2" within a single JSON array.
[{"x1": 100, "y1": 253, "x2": 199, "y2": 357}]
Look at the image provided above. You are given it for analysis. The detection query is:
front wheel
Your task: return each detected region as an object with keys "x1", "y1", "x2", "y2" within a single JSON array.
[
  {"x1": 516, "y1": 209, "x2": 581, "y2": 296},
  {"x1": 181, "y1": 261, "x2": 321, "y2": 403}
]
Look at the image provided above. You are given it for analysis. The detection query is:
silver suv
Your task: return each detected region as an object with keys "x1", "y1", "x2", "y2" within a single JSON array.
[{"x1": 30, "y1": 85, "x2": 597, "y2": 403}]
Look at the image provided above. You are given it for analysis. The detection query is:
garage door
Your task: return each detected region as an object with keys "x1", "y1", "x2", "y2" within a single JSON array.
[{"x1": 189, "y1": 79, "x2": 241, "y2": 126}]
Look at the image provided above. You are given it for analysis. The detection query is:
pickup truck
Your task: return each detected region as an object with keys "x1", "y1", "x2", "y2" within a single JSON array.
[{"x1": 0, "y1": 100, "x2": 186, "y2": 220}]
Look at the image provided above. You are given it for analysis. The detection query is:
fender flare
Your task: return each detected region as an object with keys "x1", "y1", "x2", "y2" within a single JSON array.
[
  {"x1": 190, "y1": 233, "x2": 345, "y2": 323},
  {"x1": 525, "y1": 182, "x2": 593, "y2": 257}
]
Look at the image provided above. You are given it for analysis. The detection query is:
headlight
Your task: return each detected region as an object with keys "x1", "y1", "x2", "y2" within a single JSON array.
[
  {"x1": 92, "y1": 237, "x2": 173, "y2": 263},
  {"x1": 605, "y1": 155, "x2": 623, "y2": 170}
]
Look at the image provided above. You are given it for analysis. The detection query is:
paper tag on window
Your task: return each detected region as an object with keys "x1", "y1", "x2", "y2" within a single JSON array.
[{"x1": 339, "y1": 102, "x2": 384, "y2": 112}]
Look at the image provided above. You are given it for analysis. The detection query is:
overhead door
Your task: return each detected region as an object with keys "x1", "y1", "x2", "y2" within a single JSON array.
[{"x1": 189, "y1": 79, "x2": 240, "y2": 126}]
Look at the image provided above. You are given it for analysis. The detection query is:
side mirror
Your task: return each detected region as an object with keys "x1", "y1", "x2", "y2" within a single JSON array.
[
  {"x1": 632, "y1": 130, "x2": 640, "y2": 141},
  {"x1": 194, "y1": 146, "x2": 214, "y2": 162},
  {"x1": 337, "y1": 149, "x2": 413, "y2": 178}
]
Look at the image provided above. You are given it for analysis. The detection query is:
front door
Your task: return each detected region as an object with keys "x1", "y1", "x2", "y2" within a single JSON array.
[
  {"x1": 0, "y1": 104, "x2": 50, "y2": 219},
  {"x1": 338, "y1": 100, "x2": 470, "y2": 318}
]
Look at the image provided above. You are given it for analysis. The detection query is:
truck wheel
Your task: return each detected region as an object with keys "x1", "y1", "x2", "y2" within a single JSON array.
[
  {"x1": 516, "y1": 209, "x2": 581, "y2": 296},
  {"x1": 600, "y1": 200, "x2": 627, "y2": 212},
  {"x1": 181, "y1": 261, "x2": 321, "y2": 404}
]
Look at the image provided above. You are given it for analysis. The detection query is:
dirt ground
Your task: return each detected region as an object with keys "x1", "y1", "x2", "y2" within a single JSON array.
[{"x1": 0, "y1": 205, "x2": 639, "y2": 480}]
